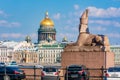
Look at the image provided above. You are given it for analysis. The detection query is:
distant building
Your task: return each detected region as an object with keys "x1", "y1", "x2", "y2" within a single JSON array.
[
  {"x1": 14, "y1": 40, "x2": 38, "y2": 64},
  {"x1": 0, "y1": 41, "x2": 18, "y2": 63},
  {"x1": 0, "y1": 12, "x2": 68, "y2": 65},
  {"x1": 37, "y1": 42, "x2": 64, "y2": 64},
  {"x1": 0, "y1": 45, "x2": 13, "y2": 63},
  {"x1": 110, "y1": 45, "x2": 120, "y2": 66}
]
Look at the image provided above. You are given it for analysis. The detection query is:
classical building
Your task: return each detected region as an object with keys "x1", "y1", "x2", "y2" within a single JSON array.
[
  {"x1": 37, "y1": 43, "x2": 64, "y2": 64},
  {"x1": 13, "y1": 37, "x2": 38, "y2": 64},
  {"x1": 14, "y1": 50, "x2": 38, "y2": 64},
  {"x1": 0, "y1": 41, "x2": 18, "y2": 63},
  {"x1": 0, "y1": 45, "x2": 13, "y2": 63},
  {"x1": 110, "y1": 45, "x2": 120, "y2": 66}
]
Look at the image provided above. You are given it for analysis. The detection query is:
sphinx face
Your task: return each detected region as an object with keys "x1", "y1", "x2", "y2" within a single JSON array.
[{"x1": 79, "y1": 24, "x2": 89, "y2": 33}]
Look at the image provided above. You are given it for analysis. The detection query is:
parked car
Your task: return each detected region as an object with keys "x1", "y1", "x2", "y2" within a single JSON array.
[
  {"x1": 0, "y1": 66, "x2": 25, "y2": 80},
  {"x1": 106, "y1": 67, "x2": 120, "y2": 80},
  {"x1": 41, "y1": 66, "x2": 60, "y2": 80},
  {"x1": 0, "y1": 62, "x2": 5, "y2": 66},
  {"x1": 7, "y1": 61, "x2": 18, "y2": 67},
  {"x1": 35, "y1": 65, "x2": 44, "y2": 69},
  {"x1": 65, "y1": 64, "x2": 89, "y2": 80}
]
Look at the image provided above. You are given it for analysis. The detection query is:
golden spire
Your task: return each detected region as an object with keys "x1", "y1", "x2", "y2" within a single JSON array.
[{"x1": 45, "y1": 11, "x2": 49, "y2": 18}]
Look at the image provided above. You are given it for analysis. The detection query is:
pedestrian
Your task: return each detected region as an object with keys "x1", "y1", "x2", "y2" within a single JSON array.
[
  {"x1": 104, "y1": 70, "x2": 109, "y2": 80},
  {"x1": 82, "y1": 70, "x2": 87, "y2": 80}
]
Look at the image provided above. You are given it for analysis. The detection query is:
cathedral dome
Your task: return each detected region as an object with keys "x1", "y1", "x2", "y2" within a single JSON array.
[{"x1": 40, "y1": 12, "x2": 54, "y2": 27}]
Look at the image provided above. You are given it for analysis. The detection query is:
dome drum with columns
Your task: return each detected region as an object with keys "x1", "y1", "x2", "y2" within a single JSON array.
[{"x1": 38, "y1": 12, "x2": 56, "y2": 43}]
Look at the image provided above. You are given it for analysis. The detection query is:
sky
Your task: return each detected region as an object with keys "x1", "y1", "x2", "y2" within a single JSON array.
[{"x1": 0, "y1": 0, "x2": 120, "y2": 45}]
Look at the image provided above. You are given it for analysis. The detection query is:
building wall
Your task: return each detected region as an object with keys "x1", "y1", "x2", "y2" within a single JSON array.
[
  {"x1": 110, "y1": 45, "x2": 120, "y2": 66},
  {"x1": 0, "y1": 45, "x2": 13, "y2": 63},
  {"x1": 13, "y1": 46, "x2": 64, "y2": 65},
  {"x1": 14, "y1": 51, "x2": 37, "y2": 63},
  {"x1": 38, "y1": 47, "x2": 63, "y2": 64},
  {"x1": 0, "y1": 40, "x2": 65, "y2": 65}
]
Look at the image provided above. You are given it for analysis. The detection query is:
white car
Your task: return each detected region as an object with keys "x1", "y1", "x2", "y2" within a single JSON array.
[
  {"x1": 107, "y1": 67, "x2": 120, "y2": 80},
  {"x1": 35, "y1": 65, "x2": 43, "y2": 68},
  {"x1": 41, "y1": 67, "x2": 60, "y2": 80}
]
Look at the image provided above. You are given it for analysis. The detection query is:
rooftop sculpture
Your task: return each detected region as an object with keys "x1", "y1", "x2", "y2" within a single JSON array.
[{"x1": 64, "y1": 9, "x2": 110, "y2": 52}]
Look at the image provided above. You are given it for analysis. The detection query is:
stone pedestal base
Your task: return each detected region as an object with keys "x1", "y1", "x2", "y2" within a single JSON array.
[{"x1": 61, "y1": 51, "x2": 114, "y2": 80}]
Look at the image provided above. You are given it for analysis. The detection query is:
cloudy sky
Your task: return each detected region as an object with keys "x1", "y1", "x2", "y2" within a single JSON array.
[{"x1": 0, "y1": 0, "x2": 120, "y2": 45}]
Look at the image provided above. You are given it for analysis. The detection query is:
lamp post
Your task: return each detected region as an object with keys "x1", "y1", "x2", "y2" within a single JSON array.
[
  {"x1": 104, "y1": 47, "x2": 107, "y2": 70},
  {"x1": 105, "y1": 51, "x2": 106, "y2": 70},
  {"x1": 103, "y1": 48, "x2": 107, "y2": 80}
]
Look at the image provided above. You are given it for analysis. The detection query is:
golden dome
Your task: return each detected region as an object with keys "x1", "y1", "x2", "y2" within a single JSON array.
[{"x1": 40, "y1": 12, "x2": 54, "y2": 27}]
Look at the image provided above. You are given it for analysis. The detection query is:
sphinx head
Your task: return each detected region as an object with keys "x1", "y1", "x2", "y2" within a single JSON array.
[{"x1": 79, "y1": 9, "x2": 89, "y2": 33}]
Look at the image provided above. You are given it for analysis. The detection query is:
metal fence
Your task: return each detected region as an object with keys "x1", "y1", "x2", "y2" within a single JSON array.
[
  {"x1": 20, "y1": 66, "x2": 120, "y2": 80},
  {"x1": 1, "y1": 66, "x2": 120, "y2": 80}
]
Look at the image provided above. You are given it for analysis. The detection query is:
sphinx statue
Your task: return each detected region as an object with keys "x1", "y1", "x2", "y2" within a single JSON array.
[{"x1": 65, "y1": 9, "x2": 110, "y2": 52}]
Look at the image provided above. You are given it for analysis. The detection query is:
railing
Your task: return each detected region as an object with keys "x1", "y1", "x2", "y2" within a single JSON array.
[
  {"x1": 21, "y1": 66, "x2": 120, "y2": 80},
  {"x1": 1, "y1": 66, "x2": 120, "y2": 80}
]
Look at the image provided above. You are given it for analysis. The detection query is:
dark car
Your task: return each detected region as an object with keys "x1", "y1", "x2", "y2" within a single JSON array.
[
  {"x1": 0, "y1": 66, "x2": 25, "y2": 80},
  {"x1": 41, "y1": 67, "x2": 60, "y2": 80},
  {"x1": 0, "y1": 62, "x2": 5, "y2": 66},
  {"x1": 65, "y1": 64, "x2": 89, "y2": 80}
]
